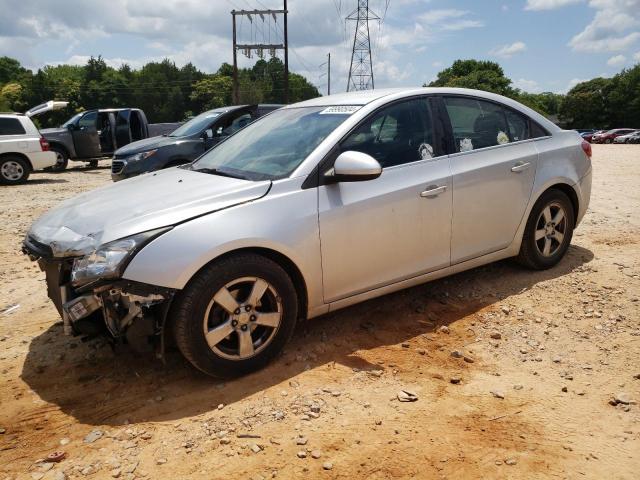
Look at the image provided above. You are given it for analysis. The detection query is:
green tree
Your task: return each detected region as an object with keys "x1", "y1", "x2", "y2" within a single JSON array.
[
  {"x1": 428, "y1": 59, "x2": 514, "y2": 96},
  {"x1": 0, "y1": 83, "x2": 22, "y2": 111},
  {"x1": 190, "y1": 75, "x2": 233, "y2": 110},
  {"x1": 0, "y1": 56, "x2": 29, "y2": 84},
  {"x1": 559, "y1": 77, "x2": 613, "y2": 128}
]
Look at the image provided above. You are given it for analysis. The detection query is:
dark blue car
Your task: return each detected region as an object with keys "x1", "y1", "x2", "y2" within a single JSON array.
[{"x1": 111, "y1": 104, "x2": 281, "y2": 181}]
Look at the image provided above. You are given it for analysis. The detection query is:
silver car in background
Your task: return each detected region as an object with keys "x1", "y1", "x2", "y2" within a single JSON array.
[{"x1": 23, "y1": 88, "x2": 592, "y2": 378}]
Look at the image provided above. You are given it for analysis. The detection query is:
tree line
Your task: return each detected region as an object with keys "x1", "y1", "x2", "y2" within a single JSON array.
[
  {"x1": 1, "y1": 55, "x2": 638, "y2": 129},
  {"x1": 0, "y1": 55, "x2": 320, "y2": 127},
  {"x1": 427, "y1": 59, "x2": 640, "y2": 129}
]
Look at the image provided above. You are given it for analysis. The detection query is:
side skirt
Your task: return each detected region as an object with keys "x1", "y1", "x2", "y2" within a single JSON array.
[{"x1": 323, "y1": 247, "x2": 517, "y2": 316}]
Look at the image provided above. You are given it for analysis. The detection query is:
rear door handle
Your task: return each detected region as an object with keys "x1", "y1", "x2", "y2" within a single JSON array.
[
  {"x1": 511, "y1": 162, "x2": 531, "y2": 173},
  {"x1": 420, "y1": 185, "x2": 447, "y2": 198}
]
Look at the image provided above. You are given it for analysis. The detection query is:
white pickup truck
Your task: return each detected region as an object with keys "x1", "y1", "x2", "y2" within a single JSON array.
[{"x1": 0, "y1": 113, "x2": 56, "y2": 184}]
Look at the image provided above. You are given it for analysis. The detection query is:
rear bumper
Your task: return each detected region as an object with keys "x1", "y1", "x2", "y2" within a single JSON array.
[
  {"x1": 576, "y1": 167, "x2": 592, "y2": 226},
  {"x1": 29, "y1": 151, "x2": 57, "y2": 170}
]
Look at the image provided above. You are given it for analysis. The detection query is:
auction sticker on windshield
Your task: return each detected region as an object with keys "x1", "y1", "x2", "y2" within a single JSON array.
[{"x1": 319, "y1": 106, "x2": 361, "y2": 115}]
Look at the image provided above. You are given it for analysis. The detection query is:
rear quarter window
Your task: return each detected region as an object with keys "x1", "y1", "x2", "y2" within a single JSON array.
[
  {"x1": 0, "y1": 118, "x2": 26, "y2": 135},
  {"x1": 530, "y1": 121, "x2": 549, "y2": 139}
]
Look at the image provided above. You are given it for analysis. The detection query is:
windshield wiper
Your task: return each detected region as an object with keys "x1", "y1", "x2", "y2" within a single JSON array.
[{"x1": 191, "y1": 167, "x2": 248, "y2": 180}]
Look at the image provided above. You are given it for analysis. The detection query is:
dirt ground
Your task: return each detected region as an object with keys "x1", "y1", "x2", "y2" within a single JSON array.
[{"x1": 0, "y1": 147, "x2": 639, "y2": 480}]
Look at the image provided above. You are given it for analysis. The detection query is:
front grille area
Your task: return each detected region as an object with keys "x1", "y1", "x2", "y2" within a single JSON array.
[{"x1": 111, "y1": 160, "x2": 125, "y2": 174}]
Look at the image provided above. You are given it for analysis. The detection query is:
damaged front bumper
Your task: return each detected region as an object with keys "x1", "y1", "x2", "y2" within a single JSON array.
[{"x1": 23, "y1": 235, "x2": 176, "y2": 353}]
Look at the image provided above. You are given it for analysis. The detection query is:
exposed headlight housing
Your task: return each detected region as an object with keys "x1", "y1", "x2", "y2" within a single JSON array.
[
  {"x1": 128, "y1": 149, "x2": 157, "y2": 162},
  {"x1": 71, "y1": 227, "x2": 170, "y2": 287}
]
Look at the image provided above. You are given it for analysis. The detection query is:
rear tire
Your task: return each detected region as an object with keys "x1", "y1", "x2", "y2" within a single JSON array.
[
  {"x1": 88, "y1": 159, "x2": 99, "y2": 168},
  {"x1": 46, "y1": 146, "x2": 68, "y2": 172},
  {"x1": 0, "y1": 156, "x2": 30, "y2": 185},
  {"x1": 517, "y1": 189, "x2": 575, "y2": 270},
  {"x1": 171, "y1": 253, "x2": 298, "y2": 378}
]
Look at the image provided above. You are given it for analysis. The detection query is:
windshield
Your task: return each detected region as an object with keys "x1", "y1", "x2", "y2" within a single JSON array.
[
  {"x1": 191, "y1": 106, "x2": 356, "y2": 180},
  {"x1": 62, "y1": 113, "x2": 82, "y2": 128},
  {"x1": 169, "y1": 111, "x2": 220, "y2": 137}
]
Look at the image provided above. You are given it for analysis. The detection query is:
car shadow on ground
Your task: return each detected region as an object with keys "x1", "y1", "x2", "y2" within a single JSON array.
[
  {"x1": 20, "y1": 245, "x2": 594, "y2": 426},
  {"x1": 21, "y1": 178, "x2": 69, "y2": 185},
  {"x1": 64, "y1": 165, "x2": 111, "y2": 173}
]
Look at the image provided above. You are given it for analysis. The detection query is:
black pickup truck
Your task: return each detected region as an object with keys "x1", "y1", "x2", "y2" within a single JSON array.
[{"x1": 26, "y1": 101, "x2": 182, "y2": 171}]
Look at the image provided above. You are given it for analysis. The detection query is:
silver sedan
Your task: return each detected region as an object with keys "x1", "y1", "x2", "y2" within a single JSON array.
[{"x1": 24, "y1": 88, "x2": 592, "y2": 377}]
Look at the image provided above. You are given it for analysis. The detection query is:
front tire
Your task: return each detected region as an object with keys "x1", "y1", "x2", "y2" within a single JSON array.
[
  {"x1": 517, "y1": 189, "x2": 575, "y2": 270},
  {"x1": 0, "y1": 156, "x2": 30, "y2": 185},
  {"x1": 171, "y1": 254, "x2": 298, "y2": 378}
]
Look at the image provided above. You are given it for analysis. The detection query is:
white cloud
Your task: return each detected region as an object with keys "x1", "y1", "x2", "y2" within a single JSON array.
[
  {"x1": 490, "y1": 41, "x2": 527, "y2": 58},
  {"x1": 607, "y1": 54, "x2": 627, "y2": 66},
  {"x1": 525, "y1": 0, "x2": 584, "y2": 10},
  {"x1": 634, "y1": 51, "x2": 640, "y2": 61},
  {"x1": 569, "y1": 1, "x2": 640, "y2": 53},
  {"x1": 513, "y1": 78, "x2": 542, "y2": 92},
  {"x1": 417, "y1": 9, "x2": 484, "y2": 31}
]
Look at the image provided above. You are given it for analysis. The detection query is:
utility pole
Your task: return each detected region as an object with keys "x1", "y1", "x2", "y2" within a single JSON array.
[
  {"x1": 283, "y1": 0, "x2": 289, "y2": 104},
  {"x1": 231, "y1": 2, "x2": 289, "y2": 104},
  {"x1": 328, "y1": 52, "x2": 331, "y2": 95},
  {"x1": 346, "y1": 0, "x2": 379, "y2": 91},
  {"x1": 319, "y1": 53, "x2": 331, "y2": 96}
]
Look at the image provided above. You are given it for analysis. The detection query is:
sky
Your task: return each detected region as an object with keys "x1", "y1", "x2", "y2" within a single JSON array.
[{"x1": 0, "y1": 0, "x2": 638, "y2": 95}]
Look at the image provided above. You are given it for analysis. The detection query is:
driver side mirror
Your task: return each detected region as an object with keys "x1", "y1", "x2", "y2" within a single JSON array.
[
  {"x1": 325, "y1": 151, "x2": 382, "y2": 183},
  {"x1": 203, "y1": 128, "x2": 213, "y2": 139}
]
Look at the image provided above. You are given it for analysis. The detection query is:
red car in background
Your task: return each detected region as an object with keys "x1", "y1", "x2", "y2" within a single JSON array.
[
  {"x1": 581, "y1": 130, "x2": 603, "y2": 143},
  {"x1": 591, "y1": 128, "x2": 637, "y2": 143}
]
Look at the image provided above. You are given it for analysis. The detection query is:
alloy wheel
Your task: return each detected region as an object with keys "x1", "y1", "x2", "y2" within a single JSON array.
[
  {"x1": 202, "y1": 276, "x2": 283, "y2": 360},
  {"x1": 1, "y1": 160, "x2": 24, "y2": 181},
  {"x1": 534, "y1": 202, "x2": 567, "y2": 257}
]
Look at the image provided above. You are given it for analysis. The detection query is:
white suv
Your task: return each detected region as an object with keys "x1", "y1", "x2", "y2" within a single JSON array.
[{"x1": 0, "y1": 113, "x2": 56, "y2": 185}]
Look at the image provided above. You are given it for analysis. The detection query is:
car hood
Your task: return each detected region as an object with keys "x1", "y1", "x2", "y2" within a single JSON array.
[
  {"x1": 28, "y1": 168, "x2": 271, "y2": 257},
  {"x1": 115, "y1": 135, "x2": 188, "y2": 156}
]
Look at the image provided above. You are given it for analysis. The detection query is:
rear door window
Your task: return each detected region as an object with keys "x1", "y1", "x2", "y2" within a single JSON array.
[
  {"x1": 0, "y1": 118, "x2": 26, "y2": 135},
  {"x1": 443, "y1": 97, "x2": 510, "y2": 152},
  {"x1": 505, "y1": 109, "x2": 530, "y2": 142}
]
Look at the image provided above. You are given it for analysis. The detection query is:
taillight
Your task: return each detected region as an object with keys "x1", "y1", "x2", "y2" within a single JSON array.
[
  {"x1": 39, "y1": 136, "x2": 50, "y2": 151},
  {"x1": 581, "y1": 140, "x2": 592, "y2": 158}
]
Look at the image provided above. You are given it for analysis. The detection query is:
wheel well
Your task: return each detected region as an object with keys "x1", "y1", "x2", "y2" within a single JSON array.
[
  {"x1": 48, "y1": 142, "x2": 69, "y2": 158},
  {"x1": 0, "y1": 152, "x2": 32, "y2": 171},
  {"x1": 213, "y1": 247, "x2": 309, "y2": 320},
  {"x1": 547, "y1": 183, "x2": 579, "y2": 226}
]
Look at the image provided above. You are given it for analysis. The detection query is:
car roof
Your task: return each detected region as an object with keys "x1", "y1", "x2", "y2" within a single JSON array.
[
  {"x1": 204, "y1": 105, "x2": 254, "y2": 115},
  {"x1": 288, "y1": 87, "x2": 560, "y2": 132},
  {"x1": 289, "y1": 87, "x2": 539, "y2": 108},
  {"x1": 96, "y1": 108, "x2": 143, "y2": 113}
]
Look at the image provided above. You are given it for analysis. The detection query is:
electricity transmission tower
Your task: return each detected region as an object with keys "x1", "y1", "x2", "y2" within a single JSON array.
[{"x1": 346, "y1": 0, "x2": 379, "y2": 91}]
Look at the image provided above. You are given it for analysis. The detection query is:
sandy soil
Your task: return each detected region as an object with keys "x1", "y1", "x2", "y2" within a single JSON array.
[{"x1": 1, "y1": 147, "x2": 639, "y2": 480}]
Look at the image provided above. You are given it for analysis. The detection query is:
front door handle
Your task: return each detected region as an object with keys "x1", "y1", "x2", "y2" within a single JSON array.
[
  {"x1": 511, "y1": 162, "x2": 531, "y2": 173},
  {"x1": 420, "y1": 185, "x2": 447, "y2": 198}
]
